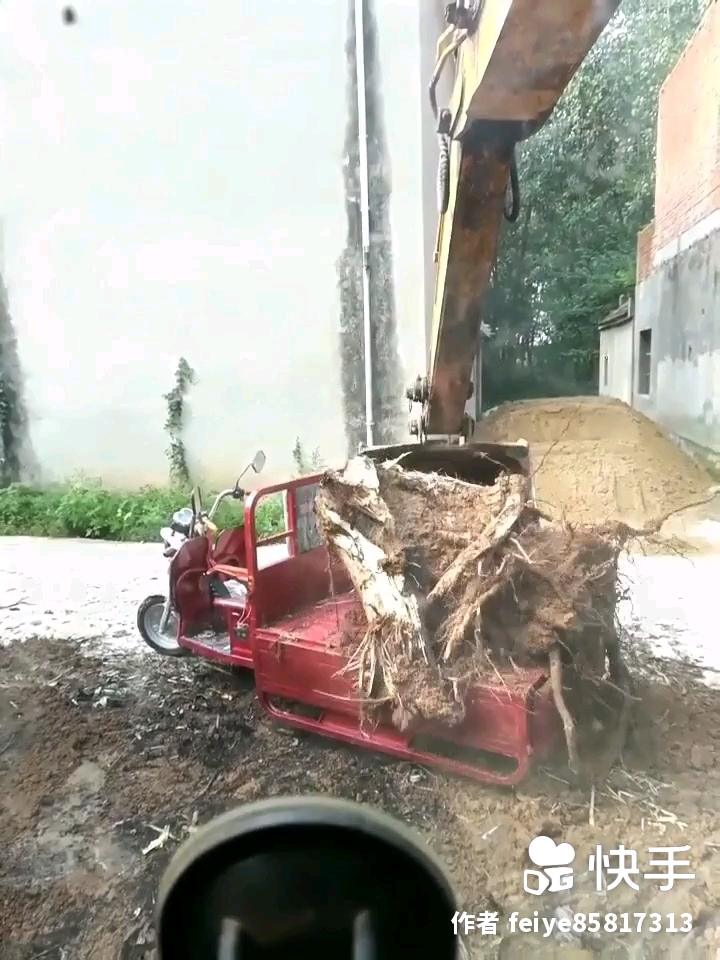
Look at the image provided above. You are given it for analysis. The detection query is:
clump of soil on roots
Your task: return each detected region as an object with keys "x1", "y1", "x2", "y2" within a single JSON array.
[{"x1": 316, "y1": 457, "x2": 636, "y2": 785}]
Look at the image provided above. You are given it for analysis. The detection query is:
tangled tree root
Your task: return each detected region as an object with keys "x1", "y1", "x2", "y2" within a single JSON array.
[{"x1": 316, "y1": 455, "x2": 639, "y2": 784}]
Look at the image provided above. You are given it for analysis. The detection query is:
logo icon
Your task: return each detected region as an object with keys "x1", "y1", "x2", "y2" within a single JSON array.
[{"x1": 523, "y1": 836, "x2": 576, "y2": 895}]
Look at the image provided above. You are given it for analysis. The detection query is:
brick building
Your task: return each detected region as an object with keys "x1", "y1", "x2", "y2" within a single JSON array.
[{"x1": 620, "y1": 0, "x2": 720, "y2": 466}]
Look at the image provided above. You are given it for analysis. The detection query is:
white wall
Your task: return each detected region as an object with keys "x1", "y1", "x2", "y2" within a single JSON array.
[
  {"x1": 633, "y1": 228, "x2": 720, "y2": 462},
  {"x1": 0, "y1": 0, "x2": 437, "y2": 490},
  {"x1": 375, "y1": 0, "x2": 427, "y2": 386},
  {"x1": 419, "y1": 0, "x2": 452, "y2": 360},
  {"x1": 599, "y1": 321, "x2": 633, "y2": 405}
]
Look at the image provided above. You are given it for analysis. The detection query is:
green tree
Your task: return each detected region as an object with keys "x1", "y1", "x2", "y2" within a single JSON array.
[
  {"x1": 292, "y1": 438, "x2": 324, "y2": 476},
  {"x1": 483, "y1": 0, "x2": 711, "y2": 406}
]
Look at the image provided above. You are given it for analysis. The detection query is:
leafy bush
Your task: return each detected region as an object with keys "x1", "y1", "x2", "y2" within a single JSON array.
[
  {"x1": 0, "y1": 480, "x2": 284, "y2": 542},
  {"x1": 292, "y1": 438, "x2": 324, "y2": 476}
]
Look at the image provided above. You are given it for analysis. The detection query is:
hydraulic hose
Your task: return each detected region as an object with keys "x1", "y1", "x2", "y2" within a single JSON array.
[{"x1": 504, "y1": 149, "x2": 520, "y2": 223}]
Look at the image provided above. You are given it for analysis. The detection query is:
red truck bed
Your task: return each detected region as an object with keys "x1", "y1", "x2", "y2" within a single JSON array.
[{"x1": 253, "y1": 591, "x2": 560, "y2": 786}]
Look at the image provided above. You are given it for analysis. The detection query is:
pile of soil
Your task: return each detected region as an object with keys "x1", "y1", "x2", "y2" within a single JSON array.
[
  {"x1": 317, "y1": 458, "x2": 632, "y2": 781},
  {"x1": 475, "y1": 397, "x2": 713, "y2": 526}
]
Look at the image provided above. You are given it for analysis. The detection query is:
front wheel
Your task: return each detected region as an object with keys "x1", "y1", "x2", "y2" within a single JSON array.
[{"x1": 137, "y1": 594, "x2": 188, "y2": 657}]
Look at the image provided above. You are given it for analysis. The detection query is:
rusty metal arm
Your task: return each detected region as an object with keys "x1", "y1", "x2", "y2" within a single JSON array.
[{"x1": 418, "y1": 0, "x2": 621, "y2": 439}]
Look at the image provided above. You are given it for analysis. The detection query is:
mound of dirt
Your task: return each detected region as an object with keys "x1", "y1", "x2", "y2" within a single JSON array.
[{"x1": 475, "y1": 396, "x2": 713, "y2": 526}]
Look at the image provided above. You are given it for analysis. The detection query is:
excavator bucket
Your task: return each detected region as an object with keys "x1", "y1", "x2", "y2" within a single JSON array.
[{"x1": 360, "y1": 439, "x2": 533, "y2": 492}]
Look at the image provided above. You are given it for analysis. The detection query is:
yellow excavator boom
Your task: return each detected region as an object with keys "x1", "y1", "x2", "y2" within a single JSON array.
[{"x1": 414, "y1": 0, "x2": 620, "y2": 439}]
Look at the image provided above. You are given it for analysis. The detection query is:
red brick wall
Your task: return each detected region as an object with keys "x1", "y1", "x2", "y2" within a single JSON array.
[
  {"x1": 651, "y1": 1, "x2": 720, "y2": 253},
  {"x1": 636, "y1": 221, "x2": 655, "y2": 283}
]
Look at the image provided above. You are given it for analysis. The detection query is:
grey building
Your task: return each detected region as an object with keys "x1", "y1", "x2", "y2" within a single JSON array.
[{"x1": 624, "y1": 2, "x2": 719, "y2": 470}]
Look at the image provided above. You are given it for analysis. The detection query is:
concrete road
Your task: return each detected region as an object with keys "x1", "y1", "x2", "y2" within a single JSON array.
[{"x1": 0, "y1": 536, "x2": 288, "y2": 652}]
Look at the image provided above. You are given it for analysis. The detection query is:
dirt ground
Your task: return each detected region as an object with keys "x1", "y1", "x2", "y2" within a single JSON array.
[
  {"x1": 0, "y1": 641, "x2": 461, "y2": 960},
  {"x1": 2, "y1": 633, "x2": 720, "y2": 959},
  {"x1": 476, "y1": 397, "x2": 715, "y2": 527},
  {"x1": 2, "y1": 399, "x2": 720, "y2": 958}
]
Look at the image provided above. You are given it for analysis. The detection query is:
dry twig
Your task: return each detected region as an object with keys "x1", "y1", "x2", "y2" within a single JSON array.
[{"x1": 549, "y1": 646, "x2": 579, "y2": 772}]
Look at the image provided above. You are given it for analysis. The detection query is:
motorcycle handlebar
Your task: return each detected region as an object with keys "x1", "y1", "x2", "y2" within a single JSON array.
[{"x1": 207, "y1": 488, "x2": 237, "y2": 520}]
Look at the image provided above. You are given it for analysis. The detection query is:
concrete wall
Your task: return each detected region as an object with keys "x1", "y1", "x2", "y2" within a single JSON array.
[
  {"x1": 633, "y1": 228, "x2": 720, "y2": 462},
  {"x1": 0, "y1": 0, "x2": 440, "y2": 489},
  {"x1": 380, "y1": 0, "x2": 443, "y2": 382},
  {"x1": 599, "y1": 322, "x2": 633, "y2": 406},
  {"x1": 633, "y1": 1, "x2": 720, "y2": 465}
]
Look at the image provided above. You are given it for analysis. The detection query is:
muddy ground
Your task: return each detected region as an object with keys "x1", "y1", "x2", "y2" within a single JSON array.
[{"x1": 2, "y1": 632, "x2": 720, "y2": 960}]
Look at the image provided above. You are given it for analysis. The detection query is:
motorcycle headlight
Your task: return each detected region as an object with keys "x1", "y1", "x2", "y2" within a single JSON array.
[{"x1": 173, "y1": 508, "x2": 194, "y2": 526}]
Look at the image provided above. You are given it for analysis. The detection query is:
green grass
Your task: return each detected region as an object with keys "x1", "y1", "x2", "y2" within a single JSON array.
[{"x1": 0, "y1": 480, "x2": 285, "y2": 542}]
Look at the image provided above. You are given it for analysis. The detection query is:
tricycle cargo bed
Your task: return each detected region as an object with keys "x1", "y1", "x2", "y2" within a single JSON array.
[
  {"x1": 254, "y1": 587, "x2": 560, "y2": 787},
  {"x1": 254, "y1": 597, "x2": 559, "y2": 785},
  {"x1": 258, "y1": 592, "x2": 361, "y2": 650}
]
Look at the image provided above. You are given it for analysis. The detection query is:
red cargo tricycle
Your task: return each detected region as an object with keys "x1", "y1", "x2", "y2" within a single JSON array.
[{"x1": 137, "y1": 450, "x2": 560, "y2": 786}]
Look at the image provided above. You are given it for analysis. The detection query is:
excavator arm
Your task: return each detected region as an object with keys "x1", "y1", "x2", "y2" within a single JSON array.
[{"x1": 409, "y1": 0, "x2": 621, "y2": 441}]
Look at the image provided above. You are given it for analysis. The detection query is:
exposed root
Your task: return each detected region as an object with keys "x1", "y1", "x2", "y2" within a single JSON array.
[
  {"x1": 316, "y1": 455, "x2": 637, "y2": 782},
  {"x1": 549, "y1": 646, "x2": 579, "y2": 773},
  {"x1": 427, "y1": 475, "x2": 526, "y2": 605}
]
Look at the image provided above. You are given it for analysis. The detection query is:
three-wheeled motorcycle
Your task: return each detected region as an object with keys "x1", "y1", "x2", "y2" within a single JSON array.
[{"x1": 136, "y1": 443, "x2": 561, "y2": 786}]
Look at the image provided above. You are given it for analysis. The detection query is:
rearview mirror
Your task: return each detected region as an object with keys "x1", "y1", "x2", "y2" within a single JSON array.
[{"x1": 233, "y1": 451, "x2": 267, "y2": 494}]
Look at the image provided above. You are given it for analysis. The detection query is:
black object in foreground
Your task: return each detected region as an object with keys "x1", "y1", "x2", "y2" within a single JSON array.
[{"x1": 157, "y1": 796, "x2": 459, "y2": 960}]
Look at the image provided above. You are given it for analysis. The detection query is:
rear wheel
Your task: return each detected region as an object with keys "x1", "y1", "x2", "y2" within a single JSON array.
[{"x1": 137, "y1": 594, "x2": 188, "y2": 656}]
